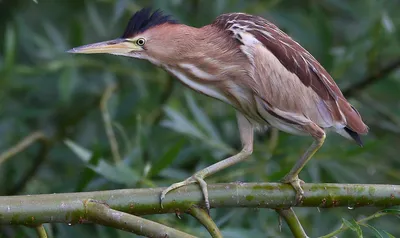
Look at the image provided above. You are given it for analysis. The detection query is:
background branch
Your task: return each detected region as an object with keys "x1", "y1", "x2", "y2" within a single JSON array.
[
  {"x1": 5, "y1": 139, "x2": 51, "y2": 195},
  {"x1": 188, "y1": 206, "x2": 223, "y2": 238},
  {"x1": 100, "y1": 84, "x2": 121, "y2": 163},
  {"x1": 276, "y1": 208, "x2": 307, "y2": 238},
  {"x1": 344, "y1": 58, "x2": 400, "y2": 97},
  {"x1": 85, "y1": 199, "x2": 196, "y2": 238},
  {"x1": 0, "y1": 131, "x2": 46, "y2": 166},
  {"x1": 34, "y1": 225, "x2": 48, "y2": 238}
]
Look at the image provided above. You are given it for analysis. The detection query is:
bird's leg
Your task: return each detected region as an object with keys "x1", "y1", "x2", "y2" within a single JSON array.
[
  {"x1": 160, "y1": 112, "x2": 254, "y2": 210},
  {"x1": 281, "y1": 123, "x2": 326, "y2": 204}
]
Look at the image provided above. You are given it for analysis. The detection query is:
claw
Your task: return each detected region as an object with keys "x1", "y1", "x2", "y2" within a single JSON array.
[
  {"x1": 281, "y1": 175, "x2": 305, "y2": 205},
  {"x1": 160, "y1": 174, "x2": 210, "y2": 211},
  {"x1": 160, "y1": 177, "x2": 197, "y2": 208},
  {"x1": 193, "y1": 175, "x2": 210, "y2": 211}
]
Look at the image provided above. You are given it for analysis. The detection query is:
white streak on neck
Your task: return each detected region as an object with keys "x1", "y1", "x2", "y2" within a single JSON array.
[
  {"x1": 166, "y1": 67, "x2": 229, "y2": 104},
  {"x1": 179, "y1": 63, "x2": 215, "y2": 80}
]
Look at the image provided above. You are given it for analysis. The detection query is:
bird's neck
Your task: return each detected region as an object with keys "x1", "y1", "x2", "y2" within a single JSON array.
[
  {"x1": 162, "y1": 25, "x2": 244, "y2": 76},
  {"x1": 158, "y1": 25, "x2": 248, "y2": 105}
]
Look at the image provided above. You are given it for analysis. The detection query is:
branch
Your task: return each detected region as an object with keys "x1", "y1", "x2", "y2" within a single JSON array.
[
  {"x1": 1, "y1": 183, "x2": 399, "y2": 226},
  {"x1": 34, "y1": 224, "x2": 48, "y2": 238},
  {"x1": 148, "y1": 74, "x2": 174, "y2": 125},
  {"x1": 344, "y1": 58, "x2": 400, "y2": 97},
  {"x1": 276, "y1": 208, "x2": 307, "y2": 238},
  {"x1": 2, "y1": 94, "x2": 104, "y2": 196},
  {"x1": 188, "y1": 206, "x2": 222, "y2": 238},
  {"x1": 6, "y1": 139, "x2": 51, "y2": 195},
  {"x1": 85, "y1": 199, "x2": 196, "y2": 238},
  {"x1": 0, "y1": 131, "x2": 46, "y2": 166},
  {"x1": 100, "y1": 84, "x2": 121, "y2": 163}
]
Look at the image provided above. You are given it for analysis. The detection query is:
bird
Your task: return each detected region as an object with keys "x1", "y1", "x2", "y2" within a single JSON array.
[{"x1": 68, "y1": 8, "x2": 368, "y2": 210}]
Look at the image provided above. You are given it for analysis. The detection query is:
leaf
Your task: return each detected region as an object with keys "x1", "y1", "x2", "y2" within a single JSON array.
[
  {"x1": 185, "y1": 91, "x2": 221, "y2": 141},
  {"x1": 148, "y1": 140, "x2": 185, "y2": 177},
  {"x1": 162, "y1": 107, "x2": 205, "y2": 140},
  {"x1": 381, "y1": 207, "x2": 400, "y2": 214},
  {"x1": 113, "y1": 0, "x2": 128, "y2": 23},
  {"x1": 59, "y1": 68, "x2": 78, "y2": 103},
  {"x1": 381, "y1": 11, "x2": 395, "y2": 34},
  {"x1": 86, "y1": 3, "x2": 106, "y2": 36},
  {"x1": 65, "y1": 140, "x2": 139, "y2": 186},
  {"x1": 43, "y1": 22, "x2": 66, "y2": 51},
  {"x1": 383, "y1": 231, "x2": 396, "y2": 238},
  {"x1": 364, "y1": 224, "x2": 384, "y2": 238},
  {"x1": 4, "y1": 24, "x2": 16, "y2": 70},
  {"x1": 162, "y1": 107, "x2": 234, "y2": 155},
  {"x1": 65, "y1": 139, "x2": 91, "y2": 162},
  {"x1": 342, "y1": 218, "x2": 363, "y2": 238}
]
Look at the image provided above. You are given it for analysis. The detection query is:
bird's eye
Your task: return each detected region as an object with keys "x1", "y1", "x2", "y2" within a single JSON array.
[{"x1": 136, "y1": 38, "x2": 146, "y2": 46}]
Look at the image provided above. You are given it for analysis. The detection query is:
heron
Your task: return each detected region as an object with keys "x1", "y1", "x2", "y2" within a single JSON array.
[{"x1": 68, "y1": 8, "x2": 368, "y2": 210}]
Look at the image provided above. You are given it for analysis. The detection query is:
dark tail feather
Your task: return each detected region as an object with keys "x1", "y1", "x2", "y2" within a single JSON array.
[{"x1": 344, "y1": 127, "x2": 363, "y2": 147}]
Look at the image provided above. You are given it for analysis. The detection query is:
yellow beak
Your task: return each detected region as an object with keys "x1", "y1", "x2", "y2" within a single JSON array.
[{"x1": 67, "y1": 38, "x2": 138, "y2": 54}]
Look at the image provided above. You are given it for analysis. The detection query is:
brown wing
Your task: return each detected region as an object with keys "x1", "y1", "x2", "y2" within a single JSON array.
[{"x1": 213, "y1": 13, "x2": 368, "y2": 134}]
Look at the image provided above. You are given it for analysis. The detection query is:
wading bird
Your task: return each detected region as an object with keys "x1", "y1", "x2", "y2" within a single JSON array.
[{"x1": 68, "y1": 8, "x2": 368, "y2": 209}]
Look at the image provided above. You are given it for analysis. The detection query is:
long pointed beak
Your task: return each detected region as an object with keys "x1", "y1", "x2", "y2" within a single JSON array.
[{"x1": 67, "y1": 38, "x2": 136, "y2": 54}]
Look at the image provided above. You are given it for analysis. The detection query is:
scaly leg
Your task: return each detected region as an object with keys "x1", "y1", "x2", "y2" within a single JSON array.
[
  {"x1": 160, "y1": 112, "x2": 254, "y2": 210},
  {"x1": 282, "y1": 124, "x2": 326, "y2": 203}
]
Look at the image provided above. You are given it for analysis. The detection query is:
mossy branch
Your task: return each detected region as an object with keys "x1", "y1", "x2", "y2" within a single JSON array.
[{"x1": 0, "y1": 182, "x2": 399, "y2": 227}]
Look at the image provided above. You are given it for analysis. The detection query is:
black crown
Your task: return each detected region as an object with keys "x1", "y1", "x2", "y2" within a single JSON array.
[{"x1": 121, "y1": 8, "x2": 178, "y2": 38}]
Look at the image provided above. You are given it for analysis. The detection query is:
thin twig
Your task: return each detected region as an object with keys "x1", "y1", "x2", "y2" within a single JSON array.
[
  {"x1": 319, "y1": 210, "x2": 389, "y2": 238},
  {"x1": 148, "y1": 75, "x2": 174, "y2": 126},
  {"x1": 5, "y1": 95, "x2": 103, "y2": 195},
  {"x1": 6, "y1": 139, "x2": 51, "y2": 195},
  {"x1": 85, "y1": 199, "x2": 196, "y2": 238},
  {"x1": 0, "y1": 131, "x2": 46, "y2": 166},
  {"x1": 276, "y1": 208, "x2": 308, "y2": 238},
  {"x1": 100, "y1": 84, "x2": 121, "y2": 163},
  {"x1": 35, "y1": 224, "x2": 48, "y2": 238},
  {"x1": 188, "y1": 206, "x2": 223, "y2": 238},
  {"x1": 268, "y1": 128, "x2": 279, "y2": 153},
  {"x1": 344, "y1": 58, "x2": 400, "y2": 97}
]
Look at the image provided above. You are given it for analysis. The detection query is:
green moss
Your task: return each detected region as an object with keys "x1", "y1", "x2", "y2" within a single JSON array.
[
  {"x1": 368, "y1": 186, "x2": 376, "y2": 196},
  {"x1": 355, "y1": 185, "x2": 366, "y2": 193},
  {"x1": 251, "y1": 183, "x2": 280, "y2": 191},
  {"x1": 246, "y1": 195, "x2": 255, "y2": 201}
]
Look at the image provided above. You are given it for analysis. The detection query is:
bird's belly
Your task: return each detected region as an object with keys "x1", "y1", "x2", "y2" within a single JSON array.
[
  {"x1": 256, "y1": 110, "x2": 309, "y2": 136},
  {"x1": 252, "y1": 97, "x2": 310, "y2": 136}
]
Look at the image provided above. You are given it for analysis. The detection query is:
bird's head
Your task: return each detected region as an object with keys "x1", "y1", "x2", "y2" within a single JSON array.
[{"x1": 68, "y1": 8, "x2": 189, "y2": 64}]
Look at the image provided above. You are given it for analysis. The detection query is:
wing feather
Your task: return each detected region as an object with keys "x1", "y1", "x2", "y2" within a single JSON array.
[{"x1": 213, "y1": 13, "x2": 368, "y2": 134}]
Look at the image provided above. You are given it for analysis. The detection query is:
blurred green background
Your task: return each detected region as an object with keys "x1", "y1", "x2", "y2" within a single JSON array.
[{"x1": 1, "y1": 0, "x2": 399, "y2": 237}]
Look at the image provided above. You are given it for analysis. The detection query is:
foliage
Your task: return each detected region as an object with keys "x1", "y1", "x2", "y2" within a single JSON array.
[{"x1": 0, "y1": 0, "x2": 399, "y2": 237}]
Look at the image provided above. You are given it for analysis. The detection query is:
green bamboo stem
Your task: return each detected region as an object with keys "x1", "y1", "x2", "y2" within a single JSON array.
[
  {"x1": 85, "y1": 199, "x2": 196, "y2": 238},
  {"x1": 276, "y1": 208, "x2": 308, "y2": 238},
  {"x1": 188, "y1": 206, "x2": 223, "y2": 238},
  {"x1": 0, "y1": 183, "x2": 399, "y2": 225},
  {"x1": 35, "y1": 224, "x2": 48, "y2": 238}
]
